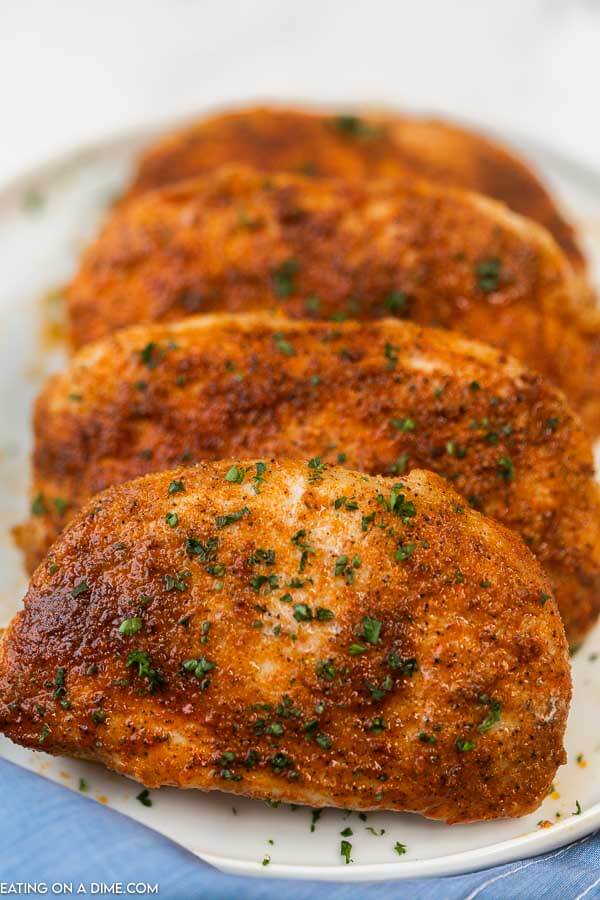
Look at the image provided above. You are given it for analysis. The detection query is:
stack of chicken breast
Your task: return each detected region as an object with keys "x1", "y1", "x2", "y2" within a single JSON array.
[{"x1": 2, "y1": 105, "x2": 599, "y2": 826}]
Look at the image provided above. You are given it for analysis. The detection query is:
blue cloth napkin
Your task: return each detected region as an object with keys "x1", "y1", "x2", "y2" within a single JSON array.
[{"x1": 2, "y1": 760, "x2": 599, "y2": 899}]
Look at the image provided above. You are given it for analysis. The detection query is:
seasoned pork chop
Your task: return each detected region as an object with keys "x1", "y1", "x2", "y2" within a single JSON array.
[
  {"x1": 66, "y1": 167, "x2": 600, "y2": 435},
  {"x1": 1, "y1": 462, "x2": 571, "y2": 823},
  {"x1": 18, "y1": 314, "x2": 600, "y2": 644},
  {"x1": 127, "y1": 105, "x2": 585, "y2": 272}
]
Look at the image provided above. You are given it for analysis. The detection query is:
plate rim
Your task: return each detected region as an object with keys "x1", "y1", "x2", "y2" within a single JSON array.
[{"x1": 1, "y1": 114, "x2": 600, "y2": 883}]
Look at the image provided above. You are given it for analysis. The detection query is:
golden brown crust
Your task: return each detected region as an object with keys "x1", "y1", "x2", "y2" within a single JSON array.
[
  {"x1": 66, "y1": 167, "x2": 600, "y2": 435},
  {"x1": 19, "y1": 314, "x2": 600, "y2": 644},
  {"x1": 1, "y1": 461, "x2": 571, "y2": 823},
  {"x1": 128, "y1": 105, "x2": 585, "y2": 270}
]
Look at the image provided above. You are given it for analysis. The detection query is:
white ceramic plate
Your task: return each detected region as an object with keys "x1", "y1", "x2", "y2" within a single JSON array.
[{"x1": 0, "y1": 121, "x2": 599, "y2": 883}]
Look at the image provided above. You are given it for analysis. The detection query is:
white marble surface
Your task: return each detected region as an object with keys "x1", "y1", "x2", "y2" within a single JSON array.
[{"x1": 1, "y1": 0, "x2": 600, "y2": 182}]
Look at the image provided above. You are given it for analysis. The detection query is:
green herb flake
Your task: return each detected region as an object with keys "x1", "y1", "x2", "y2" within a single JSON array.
[
  {"x1": 476, "y1": 258, "x2": 502, "y2": 292},
  {"x1": 31, "y1": 493, "x2": 48, "y2": 516},
  {"x1": 478, "y1": 698, "x2": 502, "y2": 733},
  {"x1": 360, "y1": 615, "x2": 382, "y2": 644},
  {"x1": 165, "y1": 512, "x2": 179, "y2": 528},
  {"x1": 126, "y1": 650, "x2": 164, "y2": 692},
  {"x1": 497, "y1": 456, "x2": 515, "y2": 482},
  {"x1": 215, "y1": 506, "x2": 250, "y2": 528},
  {"x1": 119, "y1": 617, "x2": 143, "y2": 636},
  {"x1": 340, "y1": 839, "x2": 353, "y2": 864},
  {"x1": 137, "y1": 789, "x2": 152, "y2": 807},
  {"x1": 395, "y1": 542, "x2": 416, "y2": 563},
  {"x1": 71, "y1": 581, "x2": 89, "y2": 599},
  {"x1": 307, "y1": 457, "x2": 326, "y2": 482},
  {"x1": 456, "y1": 737, "x2": 476, "y2": 752},
  {"x1": 394, "y1": 842, "x2": 407, "y2": 856},
  {"x1": 272, "y1": 259, "x2": 299, "y2": 299},
  {"x1": 391, "y1": 417, "x2": 416, "y2": 432},
  {"x1": 385, "y1": 290, "x2": 408, "y2": 313}
]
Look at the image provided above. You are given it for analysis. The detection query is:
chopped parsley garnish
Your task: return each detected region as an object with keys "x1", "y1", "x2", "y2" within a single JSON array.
[
  {"x1": 334, "y1": 554, "x2": 361, "y2": 584},
  {"x1": 252, "y1": 573, "x2": 280, "y2": 593},
  {"x1": 394, "y1": 842, "x2": 407, "y2": 856},
  {"x1": 331, "y1": 114, "x2": 378, "y2": 139},
  {"x1": 307, "y1": 457, "x2": 326, "y2": 482},
  {"x1": 215, "y1": 506, "x2": 249, "y2": 528},
  {"x1": 272, "y1": 259, "x2": 299, "y2": 298},
  {"x1": 293, "y1": 603, "x2": 312, "y2": 622},
  {"x1": 291, "y1": 529, "x2": 315, "y2": 572},
  {"x1": 252, "y1": 461, "x2": 268, "y2": 493},
  {"x1": 478, "y1": 697, "x2": 502, "y2": 733},
  {"x1": 387, "y1": 652, "x2": 417, "y2": 676},
  {"x1": 91, "y1": 709, "x2": 106, "y2": 725},
  {"x1": 367, "y1": 716, "x2": 387, "y2": 733},
  {"x1": 53, "y1": 497, "x2": 69, "y2": 516},
  {"x1": 360, "y1": 615, "x2": 382, "y2": 644},
  {"x1": 249, "y1": 548, "x2": 276, "y2": 566},
  {"x1": 71, "y1": 581, "x2": 89, "y2": 599},
  {"x1": 316, "y1": 659, "x2": 336, "y2": 680},
  {"x1": 546, "y1": 416, "x2": 560, "y2": 432},
  {"x1": 182, "y1": 657, "x2": 215, "y2": 687},
  {"x1": 225, "y1": 465, "x2": 246, "y2": 483},
  {"x1": 165, "y1": 512, "x2": 179, "y2": 528},
  {"x1": 366, "y1": 675, "x2": 392, "y2": 701},
  {"x1": 380, "y1": 485, "x2": 416, "y2": 522},
  {"x1": 119, "y1": 617, "x2": 143, "y2": 636},
  {"x1": 497, "y1": 456, "x2": 515, "y2": 482},
  {"x1": 38, "y1": 724, "x2": 50, "y2": 743},
  {"x1": 476, "y1": 258, "x2": 502, "y2": 292},
  {"x1": 456, "y1": 738, "x2": 476, "y2": 752},
  {"x1": 349, "y1": 643, "x2": 368, "y2": 656},
  {"x1": 385, "y1": 290, "x2": 408, "y2": 313},
  {"x1": 540, "y1": 591, "x2": 551, "y2": 607},
  {"x1": 164, "y1": 570, "x2": 191, "y2": 592},
  {"x1": 334, "y1": 496, "x2": 359, "y2": 511},
  {"x1": 186, "y1": 536, "x2": 218, "y2": 561},
  {"x1": 167, "y1": 479, "x2": 185, "y2": 495},
  {"x1": 126, "y1": 650, "x2": 164, "y2": 692},
  {"x1": 395, "y1": 542, "x2": 416, "y2": 563},
  {"x1": 391, "y1": 453, "x2": 409, "y2": 475},
  {"x1": 316, "y1": 607, "x2": 334, "y2": 621},
  {"x1": 340, "y1": 839, "x2": 353, "y2": 864},
  {"x1": 315, "y1": 733, "x2": 333, "y2": 750},
  {"x1": 273, "y1": 332, "x2": 295, "y2": 356},
  {"x1": 136, "y1": 789, "x2": 152, "y2": 807},
  {"x1": 340, "y1": 827, "x2": 353, "y2": 837},
  {"x1": 310, "y1": 809, "x2": 322, "y2": 832},
  {"x1": 140, "y1": 342, "x2": 158, "y2": 368},
  {"x1": 270, "y1": 752, "x2": 294, "y2": 773},
  {"x1": 361, "y1": 512, "x2": 375, "y2": 532},
  {"x1": 391, "y1": 417, "x2": 416, "y2": 432},
  {"x1": 384, "y1": 342, "x2": 399, "y2": 369}
]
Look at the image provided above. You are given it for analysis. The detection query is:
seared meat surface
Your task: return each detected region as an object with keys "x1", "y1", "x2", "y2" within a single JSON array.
[
  {"x1": 66, "y1": 167, "x2": 600, "y2": 434},
  {"x1": 127, "y1": 105, "x2": 585, "y2": 271},
  {"x1": 1, "y1": 461, "x2": 571, "y2": 822},
  {"x1": 19, "y1": 314, "x2": 600, "y2": 643}
]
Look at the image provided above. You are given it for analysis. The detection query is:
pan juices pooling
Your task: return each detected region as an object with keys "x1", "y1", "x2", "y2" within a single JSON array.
[{"x1": 5, "y1": 102, "x2": 600, "y2": 825}]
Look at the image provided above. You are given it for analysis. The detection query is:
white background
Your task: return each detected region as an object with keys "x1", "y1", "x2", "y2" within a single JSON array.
[{"x1": 1, "y1": 0, "x2": 599, "y2": 182}]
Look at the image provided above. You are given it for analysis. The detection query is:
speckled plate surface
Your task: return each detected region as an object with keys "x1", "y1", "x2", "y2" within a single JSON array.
[{"x1": 0, "y1": 121, "x2": 599, "y2": 882}]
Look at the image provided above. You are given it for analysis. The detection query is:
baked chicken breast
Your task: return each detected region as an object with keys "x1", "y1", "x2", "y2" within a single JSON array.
[
  {"x1": 1, "y1": 461, "x2": 571, "y2": 823},
  {"x1": 127, "y1": 105, "x2": 585, "y2": 272},
  {"x1": 18, "y1": 314, "x2": 600, "y2": 644},
  {"x1": 66, "y1": 167, "x2": 600, "y2": 434}
]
